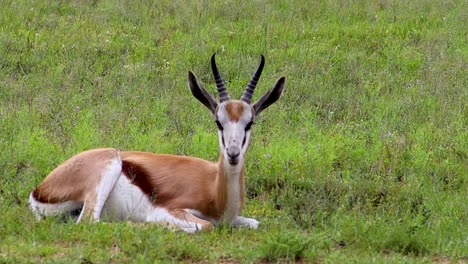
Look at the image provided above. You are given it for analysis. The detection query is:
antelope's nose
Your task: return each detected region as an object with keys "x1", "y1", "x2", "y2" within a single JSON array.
[{"x1": 227, "y1": 145, "x2": 240, "y2": 165}]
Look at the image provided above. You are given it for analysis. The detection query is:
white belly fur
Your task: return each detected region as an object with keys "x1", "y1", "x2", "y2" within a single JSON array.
[
  {"x1": 101, "y1": 174, "x2": 153, "y2": 221},
  {"x1": 101, "y1": 174, "x2": 204, "y2": 232}
]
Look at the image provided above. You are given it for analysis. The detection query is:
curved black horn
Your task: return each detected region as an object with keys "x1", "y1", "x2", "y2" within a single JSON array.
[
  {"x1": 211, "y1": 53, "x2": 230, "y2": 102},
  {"x1": 241, "y1": 55, "x2": 265, "y2": 104}
]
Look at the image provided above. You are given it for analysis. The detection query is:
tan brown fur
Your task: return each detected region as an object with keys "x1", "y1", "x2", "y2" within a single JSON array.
[
  {"x1": 32, "y1": 148, "x2": 120, "y2": 221},
  {"x1": 168, "y1": 209, "x2": 214, "y2": 231},
  {"x1": 119, "y1": 151, "x2": 243, "y2": 220},
  {"x1": 217, "y1": 154, "x2": 245, "y2": 217},
  {"x1": 31, "y1": 148, "x2": 246, "y2": 226},
  {"x1": 224, "y1": 101, "x2": 246, "y2": 121},
  {"x1": 32, "y1": 148, "x2": 119, "y2": 204}
]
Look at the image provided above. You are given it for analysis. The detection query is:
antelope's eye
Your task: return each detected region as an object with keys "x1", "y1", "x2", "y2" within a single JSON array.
[
  {"x1": 215, "y1": 120, "x2": 224, "y2": 131},
  {"x1": 245, "y1": 121, "x2": 253, "y2": 131}
]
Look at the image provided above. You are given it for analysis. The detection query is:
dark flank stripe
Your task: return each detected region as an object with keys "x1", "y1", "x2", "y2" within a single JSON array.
[
  {"x1": 31, "y1": 189, "x2": 45, "y2": 203},
  {"x1": 122, "y1": 160, "x2": 154, "y2": 203},
  {"x1": 32, "y1": 188, "x2": 62, "y2": 203},
  {"x1": 121, "y1": 160, "x2": 162, "y2": 204}
]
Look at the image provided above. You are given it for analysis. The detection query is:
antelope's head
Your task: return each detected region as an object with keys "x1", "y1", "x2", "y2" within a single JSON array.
[{"x1": 188, "y1": 54, "x2": 286, "y2": 167}]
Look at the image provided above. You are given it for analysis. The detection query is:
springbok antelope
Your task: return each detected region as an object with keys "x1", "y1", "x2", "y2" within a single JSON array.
[{"x1": 29, "y1": 54, "x2": 286, "y2": 233}]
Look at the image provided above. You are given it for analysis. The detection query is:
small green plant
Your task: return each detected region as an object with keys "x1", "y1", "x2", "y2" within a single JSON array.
[{"x1": 260, "y1": 232, "x2": 311, "y2": 262}]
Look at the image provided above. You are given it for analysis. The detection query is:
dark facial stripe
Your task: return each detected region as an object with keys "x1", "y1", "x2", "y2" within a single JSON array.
[
  {"x1": 242, "y1": 120, "x2": 253, "y2": 147},
  {"x1": 216, "y1": 120, "x2": 223, "y2": 131},
  {"x1": 245, "y1": 121, "x2": 253, "y2": 131}
]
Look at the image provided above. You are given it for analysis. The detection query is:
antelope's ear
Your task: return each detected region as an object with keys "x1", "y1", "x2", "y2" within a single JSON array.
[
  {"x1": 188, "y1": 71, "x2": 218, "y2": 114},
  {"x1": 252, "y1": 76, "x2": 286, "y2": 116}
]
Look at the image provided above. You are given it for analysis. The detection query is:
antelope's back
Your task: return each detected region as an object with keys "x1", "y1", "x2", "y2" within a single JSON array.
[{"x1": 31, "y1": 148, "x2": 120, "y2": 203}]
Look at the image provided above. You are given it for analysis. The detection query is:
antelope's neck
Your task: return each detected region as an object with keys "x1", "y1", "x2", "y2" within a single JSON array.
[{"x1": 216, "y1": 154, "x2": 245, "y2": 224}]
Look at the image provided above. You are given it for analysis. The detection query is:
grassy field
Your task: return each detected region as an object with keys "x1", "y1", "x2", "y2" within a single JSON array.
[{"x1": 0, "y1": 0, "x2": 466, "y2": 262}]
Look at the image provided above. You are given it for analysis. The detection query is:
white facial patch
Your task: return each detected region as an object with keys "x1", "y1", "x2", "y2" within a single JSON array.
[{"x1": 216, "y1": 101, "x2": 254, "y2": 166}]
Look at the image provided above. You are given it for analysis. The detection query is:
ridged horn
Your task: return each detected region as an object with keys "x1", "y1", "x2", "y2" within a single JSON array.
[
  {"x1": 211, "y1": 53, "x2": 230, "y2": 102},
  {"x1": 241, "y1": 55, "x2": 265, "y2": 104}
]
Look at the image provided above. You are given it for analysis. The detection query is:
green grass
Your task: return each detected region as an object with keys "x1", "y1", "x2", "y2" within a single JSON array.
[{"x1": 1, "y1": 0, "x2": 467, "y2": 262}]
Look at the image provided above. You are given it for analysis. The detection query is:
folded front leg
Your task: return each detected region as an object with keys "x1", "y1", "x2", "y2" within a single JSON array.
[
  {"x1": 148, "y1": 208, "x2": 214, "y2": 233},
  {"x1": 232, "y1": 216, "x2": 259, "y2": 229}
]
